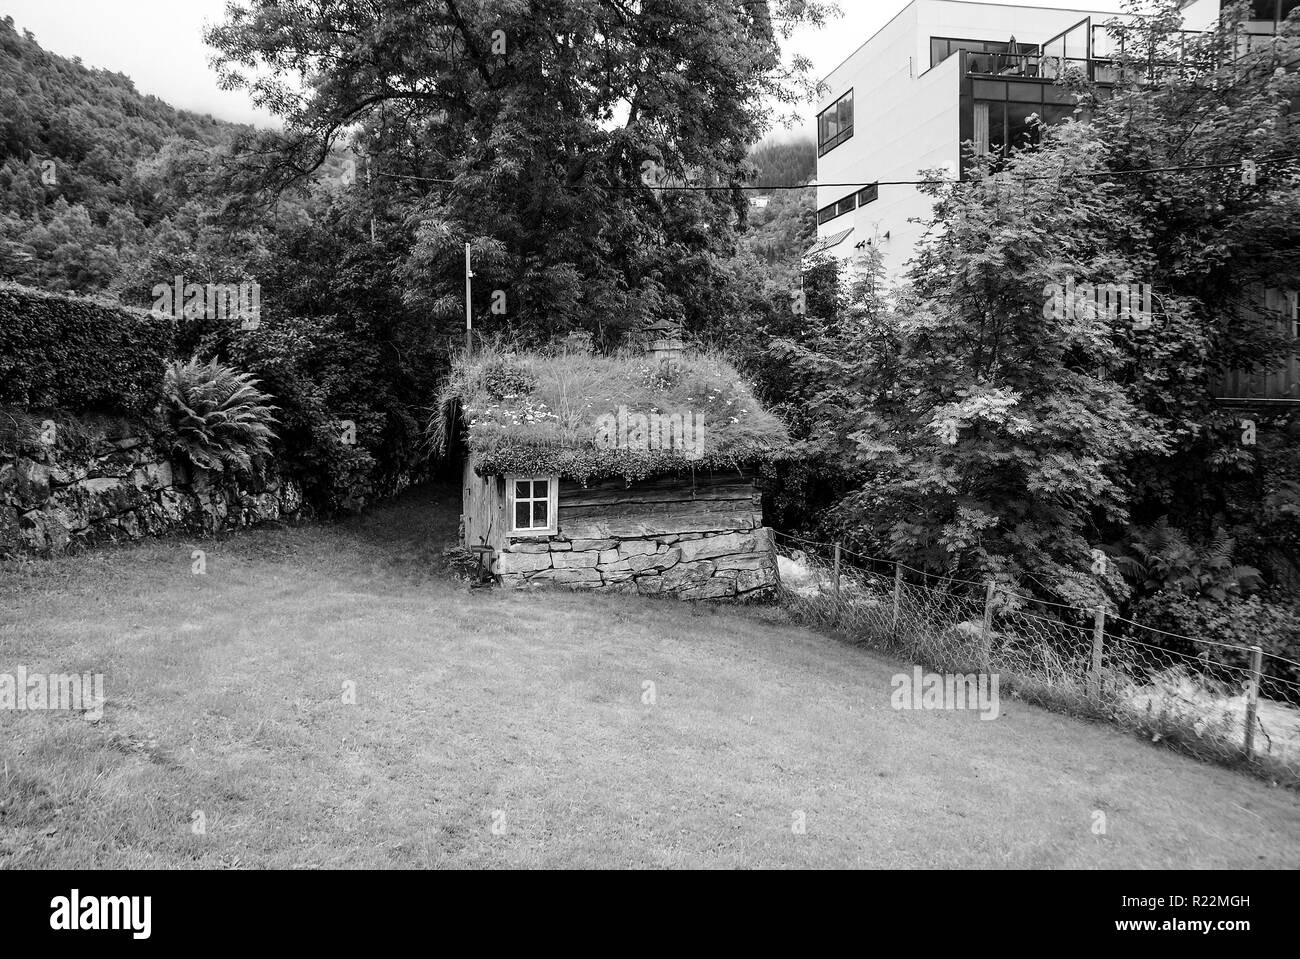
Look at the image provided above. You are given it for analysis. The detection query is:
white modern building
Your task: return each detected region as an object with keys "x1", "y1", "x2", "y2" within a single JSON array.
[{"x1": 807, "y1": 0, "x2": 1270, "y2": 282}]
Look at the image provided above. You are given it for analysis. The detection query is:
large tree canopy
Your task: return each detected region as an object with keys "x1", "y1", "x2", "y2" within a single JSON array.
[{"x1": 206, "y1": 0, "x2": 832, "y2": 344}]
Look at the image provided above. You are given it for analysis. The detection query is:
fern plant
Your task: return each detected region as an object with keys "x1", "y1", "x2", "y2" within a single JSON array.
[
  {"x1": 1109, "y1": 518, "x2": 1262, "y2": 602},
  {"x1": 163, "y1": 356, "x2": 278, "y2": 474}
]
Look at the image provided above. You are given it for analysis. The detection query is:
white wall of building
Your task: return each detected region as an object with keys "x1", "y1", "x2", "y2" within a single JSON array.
[{"x1": 811, "y1": 0, "x2": 1165, "y2": 284}]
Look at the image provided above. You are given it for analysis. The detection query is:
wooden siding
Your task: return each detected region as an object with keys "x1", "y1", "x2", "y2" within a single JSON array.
[
  {"x1": 554, "y1": 470, "x2": 762, "y2": 541},
  {"x1": 462, "y1": 454, "x2": 506, "y2": 553},
  {"x1": 1216, "y1": 288, "x2": 1300, "y2": 405}
]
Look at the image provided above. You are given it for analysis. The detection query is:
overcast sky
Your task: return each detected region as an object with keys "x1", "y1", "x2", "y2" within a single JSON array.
[{"x1": 3, "y1": 0, "x2": 1124, "y2": 134}]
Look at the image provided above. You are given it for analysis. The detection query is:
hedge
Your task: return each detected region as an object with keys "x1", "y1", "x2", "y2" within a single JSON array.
[{"x1": 0, "y1": 282, "x2": 175, "y2": 415}]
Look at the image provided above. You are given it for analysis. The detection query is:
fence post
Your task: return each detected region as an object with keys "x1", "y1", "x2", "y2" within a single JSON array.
[
  {"x1": 1244, "y1": 644, "x2": 1263, "y2": 759},
  {"x1": 892, "y1": 563, "x2": 902, "y2": 629},
  {"x1": 1089, "y1": 606, "x2": 1105, "y2": 698},
  {"x1": 982, "y1": 581, "x2": 996, "y2": 668},
  {"x1": 832, "y1": 540, "x2": 842, "y2": 623}
]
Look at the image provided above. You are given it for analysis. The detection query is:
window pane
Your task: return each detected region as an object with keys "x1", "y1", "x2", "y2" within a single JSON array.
[
  {"x1": 987, "y1": 101, "x2": 1007, "y2": 152},
  {"x1": 515, "y1": 480, "x2": 529, "y2": 499},
  {"x1": 515, "y1": 502, "x2": 530, "y2": 529},
  {"x1": 534, "y1": 500, "x2": 548, "y2": 526},
  {"x1": 1041, "y1": 103, "x2": 1075, "y2": 128},
  {"x1": 1008, "y1": 106, "x2": 1039, "y2": 148},
  {"x1": 974, "y1": 101, "x2": 991, "y2": 156},
  {"x1": 839, "y1": 92, "x2": 853, "y2": 130},
  {"x1": 532, "y1": 480, "x2": 547, "y2": 499},
  {"x1": 930, "y1": 38, "x2": 948, "y2": 67}
]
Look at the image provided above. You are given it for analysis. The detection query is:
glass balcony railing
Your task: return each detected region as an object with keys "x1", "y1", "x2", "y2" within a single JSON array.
[{"x1": 964, "y1": 26, "x2": 1290, "y2": 85}]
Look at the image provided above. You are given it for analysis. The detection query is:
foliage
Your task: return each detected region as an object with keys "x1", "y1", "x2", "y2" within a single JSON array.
[
  {"x1": 0, "y1": 16, "x2": 266, "y2": 296},
  {"x1": 1130, "y1": 593, "x2": 1300, "y2": 692},
  {"x1": 1108, "y1": 518, "x2": 1263, "y2": 601},
  {"x1": 162, "y1": 356, "x2": 278, "y2": 474},
  {"x1": 742, "y1": 1, "x2": 1300, "y2": 608},
  {"x1": 204, "y1": 0, "x2": 835, "y2": 348},
  {"x1": 435, "y1": 342, "x2": 789, "y2": 481},
  {"x1": 0, "y1": 281, "x2": 175, "y2": 415}
]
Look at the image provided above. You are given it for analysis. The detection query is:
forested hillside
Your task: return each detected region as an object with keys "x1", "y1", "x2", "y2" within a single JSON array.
[
  {"x1": 738, "y1": 135, "x2": 815, "y2": 287},
  {"x1": 0, "y1": 15, "x2": 247, "y2": 293}
]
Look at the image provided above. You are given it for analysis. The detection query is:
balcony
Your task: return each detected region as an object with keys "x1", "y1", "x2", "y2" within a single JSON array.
[{"x1": 961, "y1": 19, "x2": 1291, "y2": 86}]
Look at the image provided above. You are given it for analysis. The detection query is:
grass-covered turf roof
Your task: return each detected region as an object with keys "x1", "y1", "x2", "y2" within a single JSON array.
[{"x1": 434, "y1": 346, "x2": 789, "y2": 482}]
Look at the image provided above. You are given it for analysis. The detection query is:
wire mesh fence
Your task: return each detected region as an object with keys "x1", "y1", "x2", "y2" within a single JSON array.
[{"x1": 773, "y1": 531, "x2": 1300, "y2": 782}]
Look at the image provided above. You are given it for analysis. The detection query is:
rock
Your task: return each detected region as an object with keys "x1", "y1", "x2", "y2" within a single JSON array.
[
  {"x1": 736, "y1": 563, "x2": 778, "y2": 593},
  {"x1": 601, "y1": 568, "x2": 635, "y2": 583},
  {"x1": 498, "y1": 550, "x2": 553, "y2": 574},
  {"x1": 616, "y1": 539, "x2": 659, "y2": 557},
  {"x1": 0, "y1": 505, "x2": 20, "y2": 555},
  {"x1": 630, "y1": 547, "x2": 679, "y2": 573},
  {"x1": 0, "y1": 462, "x2": 16, "y2": 504},
  {"x1": 157, "y1": 489, "x2": 188, "y2": 525},
  {"x1": 678, "y1": 531, "x2": 761, "y2": 563},
  {"x1": 570, "y1": 538, "x2": 618, "y2": 552},
  {"x1": 553, "y1": 550, "x2": 600, "y2": 569},
  {"x1": 15, "y1": 460, "x2": 51, "y2": 505},
  {"x1": 116, "y1": 510, "x2": 141, "y2": 539},
  {"x1": 530, "y1": 567, "x2": 602, "y2": 586},
  {"x1": 712, "y1": 554, "x2": 773, "y2": 572},
  {"x1": 506, "y1": 542, "x2": 552, "y2": 554},
  {"x1": 599, "y1": 558, "x2": 633, "y2": 573},
  {"x1": 660, "y1": 559, "x2": 716, "y2": 591},
  {"x1": 598, "y1": 548, "x2": 620, "y2": 565},
  {"x1": 678, "y1": 577, "x2": 738, "y2": 600}
]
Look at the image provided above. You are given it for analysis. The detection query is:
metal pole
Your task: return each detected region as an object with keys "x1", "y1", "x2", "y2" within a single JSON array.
[
  {"x1": 832, "y1": 543, "x2": 842, "y2": 604},
  {"x1": 465, "y1": 242, "x2": 473, "y2": 357}
]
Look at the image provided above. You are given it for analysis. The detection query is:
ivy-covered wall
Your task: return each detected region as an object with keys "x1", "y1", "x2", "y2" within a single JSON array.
[
  {"x1": 0, "y1": 414, "x2": 303, "y2": 557},
  {"x1": 0, "y1": 282, "x2": 175, "y2": 416}
]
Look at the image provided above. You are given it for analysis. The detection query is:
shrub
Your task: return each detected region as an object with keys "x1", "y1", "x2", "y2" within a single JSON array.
[
  {"x1": 162, "y1": 356, "x2": 278, "y2": 474},
  {"x1": 1129, "y1": 592, "x2": 1300, "y2": 697},
  {"x1": 0, "y1": 282, "x2": 175, "y2": 415},
  {"x1": 1109, "y1": 519, "x2": 1263, "y2": 601},
  {"x1": 223, "y1": 313, "x2": 433, "y2": 513}
]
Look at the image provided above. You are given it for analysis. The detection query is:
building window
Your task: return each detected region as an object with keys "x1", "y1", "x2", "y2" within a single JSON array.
[
  {"x1": 507, "y1": 475, "x2": 557, "y2": 535},
  {"x1": 856, "y1": 183, "x2": 878, "y2": 206},
  {"x1": 1240, "y1": 0, "x2": 1300, "y2": 25},
  {"x1": 817, "y1": 90, "x2": 854, "y2": 157},
  {"x1": 932, "y1": 36, "x2": 1040, "y2": 71},
  {"x1": 817, "y1": 191, "x2": 858, "y2": 225}
]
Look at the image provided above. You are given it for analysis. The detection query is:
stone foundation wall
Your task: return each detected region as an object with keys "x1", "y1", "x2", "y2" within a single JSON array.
[
  {"x1": 1, "y1": 418, "x2": 303, "y2": 557},
  {"x1": 496, "y1": 527, "x2": 778, "y2": 600}
]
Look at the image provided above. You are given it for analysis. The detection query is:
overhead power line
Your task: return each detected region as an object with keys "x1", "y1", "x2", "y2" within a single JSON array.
[{"x1": 371, "y1": 152, "x2": 1300, "y2": 192}]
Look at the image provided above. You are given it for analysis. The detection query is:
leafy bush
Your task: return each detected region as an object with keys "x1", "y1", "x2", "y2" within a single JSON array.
[
  {"x1": 1129, "y1": 593, "x2": 1300, "y2": 697},
  {"x1": 0, "y1": 282, "x2": 175, "y2": 415},
  {"x1": 1109, "y1": 519, "x2": 1263, "y2": 602},
  {"x1": 224, "y1": 313, "x2": 431, "y2": 514},
  {"x1": 162, "y1": 356, "x2": 277, "y2": 473}
]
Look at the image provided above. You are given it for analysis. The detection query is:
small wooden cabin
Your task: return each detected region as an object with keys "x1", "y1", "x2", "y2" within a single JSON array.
[{"x1": 437, "y1": 347, "x2": 787, "y2": 600}]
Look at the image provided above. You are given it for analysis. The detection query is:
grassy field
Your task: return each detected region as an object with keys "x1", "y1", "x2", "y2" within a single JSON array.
[{"x1": 2, "y1": 484, "x2": 1298, "y2": 869}]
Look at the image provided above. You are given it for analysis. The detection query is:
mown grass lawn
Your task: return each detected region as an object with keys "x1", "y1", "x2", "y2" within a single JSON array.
[{"x1": 2, "y1": 484, "x2": 1298, "y2": 869}]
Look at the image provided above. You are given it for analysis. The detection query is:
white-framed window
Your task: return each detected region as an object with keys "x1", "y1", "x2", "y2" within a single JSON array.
[{"x1": 506, "y1": 475, "x2": 557, "y2": 535}]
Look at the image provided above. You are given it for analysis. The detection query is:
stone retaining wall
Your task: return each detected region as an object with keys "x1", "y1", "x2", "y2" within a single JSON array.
[
  {"x1": 496, "y1": 527, "x2": 778, "y2": 600},
  {"x1": 1, "y1": 417, "x2": 303, "y2": 557}
]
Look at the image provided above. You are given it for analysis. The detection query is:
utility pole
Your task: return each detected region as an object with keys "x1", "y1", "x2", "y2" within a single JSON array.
[
  {"x1": 464, "y1": 242, "x2": 473, "y2": 357},
  {"x1": 365, "y1": 156, "x2": 376, "y2": 244}
]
